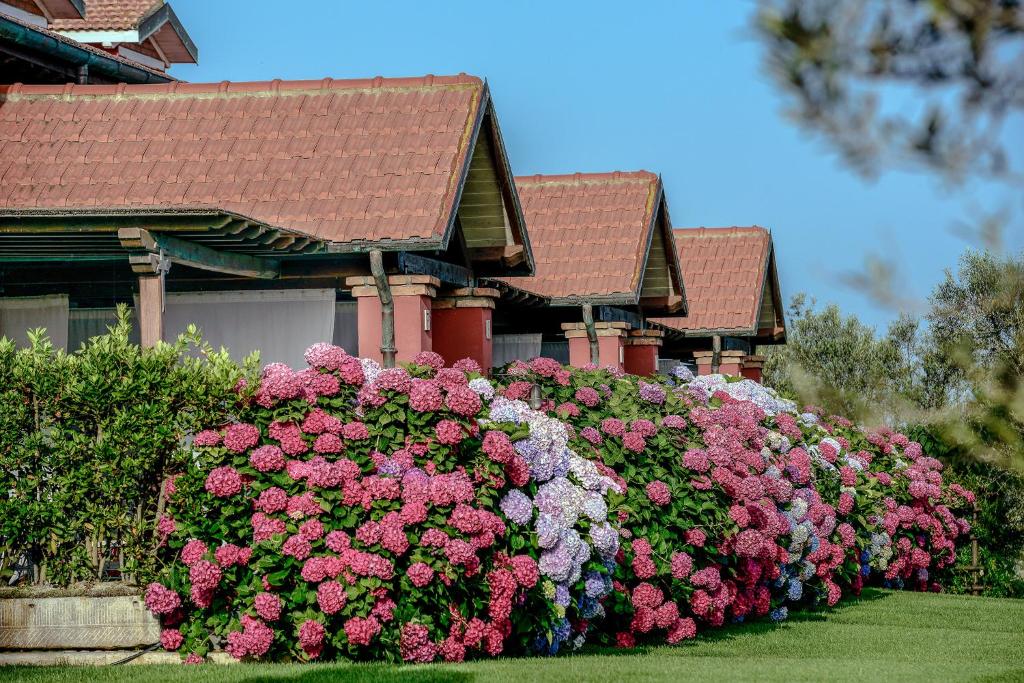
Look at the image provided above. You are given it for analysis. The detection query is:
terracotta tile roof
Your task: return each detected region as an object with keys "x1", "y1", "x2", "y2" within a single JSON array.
[
  {"x1": 0, "y1": 75, "x2": 497, "y2": 247},
  {"x1": 655, "y1": 226, "x2": 773, "y2": 334},
  {"x1": 51, "y1": 0, "x2": 161, "y2": 31},
  {"x1": 499, "y1": 171, "x2": 674, "y2": 303}
]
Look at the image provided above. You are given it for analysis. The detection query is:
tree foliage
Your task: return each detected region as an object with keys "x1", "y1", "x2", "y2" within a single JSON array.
[{"x1": 756, "y1": 0, "x2": 1024, "y2": 183}]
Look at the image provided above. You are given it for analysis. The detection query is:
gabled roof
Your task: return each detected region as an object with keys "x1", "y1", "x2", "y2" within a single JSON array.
[
  {"x1": 653, "y1": 226, "x2": 786, "y2": 340},
  {"x1": 0, "y1": 9, "x2": 174, "y2": 84},
  {"x1": 496, "y1": 171, "x2": 685, "y2": 311},
  {"x1": 50, "y1": 0, "x2": 197, "y2": 65},
  {"x1": 0, "y1": 75, "x2": 534, "y2": 273}
]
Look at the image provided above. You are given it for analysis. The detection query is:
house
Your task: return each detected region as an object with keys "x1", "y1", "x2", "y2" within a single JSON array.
[
  {"x1": 651, "y1": 226, "x2": 786, "y2": 381},
  {"x1": 487, "y1": 171, "x2": 687, "y2": 375},
  {"x1": 0, "y1": 74, "x2": 535, "y2": 370},
  {"x1": 0, "y1": 0, "x2": 174, "y2": 83}
]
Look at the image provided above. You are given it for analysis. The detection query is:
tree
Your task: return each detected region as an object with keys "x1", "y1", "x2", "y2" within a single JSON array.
[
  {"x1": 761, "y1": 293, "x2": 919, "y2": 420},
  {"x1": 756, "y1": 0, "x2": 1024, "y2": 183}
]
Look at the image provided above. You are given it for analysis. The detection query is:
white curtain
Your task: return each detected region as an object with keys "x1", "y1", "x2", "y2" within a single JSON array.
[
  {"x1": 332, "y1": 302, "x2": 358, "y2": 355},
  {"x1": 0, "y1": 295, "x2": 69, "y2": 350},
  {"x1": 67, "y1": 308, "x2": 141, "y2": 351},
  {"x1": 163, "y1": 289, "x2": 336, "y2": 368},
  {"x1": 492, "y1": 333, "x2": 543, "y2": 368}
]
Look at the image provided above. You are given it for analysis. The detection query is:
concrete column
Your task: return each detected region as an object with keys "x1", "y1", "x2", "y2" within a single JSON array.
[
  {"x1": 562, "y1": 322, "x2": 629, "y2": 371},
  {"x1": 346, "y1": 275, "x2": 438, "y2": 364},
  {"x1": 432, "y1": 287, "x2": 498, "y2": 372},
  {"x1": 137, "y1": 275, "x2": 163, "y2": 348},
  {"x1": 623, "y1": 329, "x2": 663, "y2": 376},
  {"x1": 741, "y1": 354, "x2": 765, "y2": 383}
]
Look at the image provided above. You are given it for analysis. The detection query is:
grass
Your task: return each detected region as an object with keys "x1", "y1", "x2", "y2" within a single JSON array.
[{"x1": 3, "y1": 589, "x2": 1023, "y2": 683}]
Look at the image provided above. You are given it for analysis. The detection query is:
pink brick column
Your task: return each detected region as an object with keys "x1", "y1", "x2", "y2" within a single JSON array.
[
  {"x1": 741, "y1": 354, "x2": 765, "y2": 383},
  {"x1": 346, "y1": 275, "x2": 438, "y2": 364},
  {"x1": 719, "y1": 350, "x2": 745, "y2": 376},
  {"x1": 562, "y1": 322, "x2": 629, "y2": 371},
  {"x1": 432, "y1": 287, "x2": 498, "y2": 372},
  {"x1": 623, "y1": 329, "x2": 663, "y2": 376},
  {"x1": 692, "y1": 350, "x2": 714, "y2": 376}
]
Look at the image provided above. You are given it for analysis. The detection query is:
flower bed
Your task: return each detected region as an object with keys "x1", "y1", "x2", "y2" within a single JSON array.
[{"x1": 147, "y1": 349, "x2": 972, "y2": 662}]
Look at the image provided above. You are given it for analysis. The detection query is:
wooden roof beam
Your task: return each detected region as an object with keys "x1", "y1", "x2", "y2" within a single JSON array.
[{"x1": 118, "y1": 227, "x2": 279, "y2": 279}]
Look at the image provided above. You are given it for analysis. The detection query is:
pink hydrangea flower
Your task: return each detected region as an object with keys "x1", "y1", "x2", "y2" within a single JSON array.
[
  {"x1": 623, "y1": 431, "x2": 647, "y2": 453},
  {"x1": 144, "y1": 582, "x2": 181, "y2": 615},
  {"x1": 298, "y1": 619, "x2": 325, "y2": 658},
  {"x1": 160, "y1": 629, "x2": 184, "y2": 651},
  {"x1": 435, "y1": 420, "x2": 464, "y2": 445},
  {"x1": 409, "y1": 379, "x2": 444, "y2": 412},
  {"x1": 204, "y1": 466, "x2": 242, "y2": 497},
  {"x1": 316, "y1": 580, "x2": 347, "y2": 614},
  {"x1": 223, "y1": 423, "x2": 260, "y2": 453},
  {"x1": 406, "y1": 562, "x2": 435, "y2": 588},
  {"x1": 193, "y1": 430, "x2": 221, "y2": 447},
  {"x1": 254, "y1": 592, "x2": 282, "y2": 621},
  {"x1": 250, "y1": 445, "x2": 286, "y2": 472},
  {"x1": 181, "y1": 539, "x2": 208, "y2": 567},
  {"x1": 645, "y1": 480, "x2": 671, "y2": 506},
  {"x1": 344, "y1": 616, "x2": 381, "y2": 647}
]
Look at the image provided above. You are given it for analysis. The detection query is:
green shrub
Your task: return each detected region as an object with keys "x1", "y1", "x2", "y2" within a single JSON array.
[{"x1": 0, "y1": 307, "x2": 252, "y2": 587}]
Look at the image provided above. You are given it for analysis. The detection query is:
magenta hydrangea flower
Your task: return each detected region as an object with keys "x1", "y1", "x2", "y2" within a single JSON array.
[
  {"x1": 254, "y1": 592, "x2": 282, "y2": 621},
  {"x1": 406, "y1": 562, "x2": 435, "y2": 588},
  {"x1": 223, "y1": 423, "x2": 260, "y2": 453},
  {"x1": 181, "y1": 539, "x2": 208, "y2": 567},
  {"x1": 645, "y1": 480, "x2": 671, "y2": 506},
  {"x1": 342, "y1": 421, "x2": 370, "y2": 440},
  {"x1": 409, "y1": 379, "x2": 444, "y2": 412},
  {"x1": 574, "y1": 386, "x2": 600, "y2": 407},
  {"x1": 344, "y1": 616, "x2": 381, "y2": 647},
  {"x1": 204, "y1": 466, "x2": 242, "y2": 497},
  {"x1": 600, "y1": 418, "x2": 625, "y2": 437},
  {"x1": 435, "y1": 419, "x2": 464, "y2": 445},
  {"x1": 662, "y1": 414, "x2": 687, "y2": 430},
  {"x1": 144, "y1": 582, "x2": 181, "y2": 615},
  {"x1": 452, "y1": 357, "x2": 481, "y2": 374},
  {"x1": 412, "y1": 351, "x2": 445, "y2": 370},
  {"x1": 250, "y1": 445, "x2": 286, "y2": 473},
  {"x1": 445, "y1": 385, "x2": 482, "y2": 417},
  {"x1": 298, "y1": 619, "x2": 326, "y2": 658},
  {"x1": 580, "y1": 427, "x2": 603, "y2": 446},
  {"x1": 622, "y1": 431, "x2": 646, "y2": 453},
  {"x1": 316, "y1": 580, "x2": 347, "y2": 614},
  {"x1": 193, "y1": 429, "x2": 222, "y2": 447},
  {"x1": 282, "y1": 534, "x2": 312, "y2": 561},
  {"x1": 160, "y1": 628, "x2": 184, "y2": 651}
]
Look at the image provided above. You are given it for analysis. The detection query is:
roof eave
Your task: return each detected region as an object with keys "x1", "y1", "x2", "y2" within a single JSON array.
[{"x1": 138, "y1": 2, "x2": 197, "y2": 64}]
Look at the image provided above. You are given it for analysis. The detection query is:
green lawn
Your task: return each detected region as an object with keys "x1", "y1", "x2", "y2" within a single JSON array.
[{"x1": 4, "y1": 589, "x2": 1023, "y2": 683}]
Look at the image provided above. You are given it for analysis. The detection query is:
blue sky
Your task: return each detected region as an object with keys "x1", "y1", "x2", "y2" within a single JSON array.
[{"x1": 170, "y1": 0, "x2": 1022, "y2": 330}]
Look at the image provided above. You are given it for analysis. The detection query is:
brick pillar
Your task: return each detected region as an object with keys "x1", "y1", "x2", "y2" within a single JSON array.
[
  {"x1": 346, "y1": 275, "x2": 438, "y2": 364},
  {"x1": 719, "y1": 350, "x2": 745, "y2": 377},
  {"x1": 432, "y1": 287, "x2": 498, "y2": 372},
  {"x1": 623, "y1": 329, "x2": 663, "y2": 376},
  {"x1": 692, "y1": 350, "x2": 714, "y2": 376},
  {"x1": 741, "y1": 354, "x2": 765, "y2": 383},
  {"x1": 561, "y1": 322, "x2": 629, "y2": 371}
]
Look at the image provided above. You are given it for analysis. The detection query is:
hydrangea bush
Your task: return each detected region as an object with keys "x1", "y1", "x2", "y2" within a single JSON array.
[
  {"x1": 147, "y1": 348, "x2": 620, "y2": 662},
  {"x1": 148, "y1": 349, "x2": 972, "y2": 663},
  {"x1": 494, "y1": 359, "x2": 974, "y2": 647}
]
